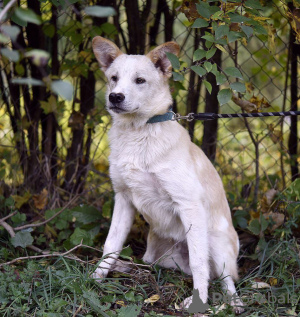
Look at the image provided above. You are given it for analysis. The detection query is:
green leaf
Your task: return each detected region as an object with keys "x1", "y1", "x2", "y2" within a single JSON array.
[
  {"x1": 0, "y1": 25, "x2": 20, "y2": 41},
  {"x1": 217, "y1": 88, "x2": 232, "y2": 105},
  {"x1": 15, "y1": 8, "x2": 41, "y2": 25},
  {"x1": 0, "y1": 48, "x2": 20, "y2": 62},
  {"x1": 117, "y1": 305, "x2": 141, "y2": 317},
  {"x1": 204, "y1": 61, "x2": 212, "y2": 72},
  {"x1": 202, "y1": 33, "x2": 215, "y2": 42},
  {"x1": 216, "y1": 72, "x2": 227, "y2": 85},
  {"x1": 51, "y1": 80, "x2": 73, "y2": 101},
  {"x1": 165, "y1": 52, "x2": 180, "y2": 70},
  {"x1": 102, "y1": 201, "x2": 112, "y2": 218},
  {"x1": 203, "y1": 80, "x2": 212, "y2": 94},
  {"x1": 227, "y1": 31, "x2": 243, "y2": 43},
  {"x1": 125, "y1": 291, "x2": 136, "y2": 302},
  {"x1": 11, "y1": 11, "x2": 27, "y2": 27},
  {"x1": 70, "y1": 228, "x2": 94, "y2": 246},
  {"x1": 72, "y1": 205, "x2": 102, "y2": 224},
  {"x1": 120, "y1": 246, "x2": 133, "y2": 258},
  {"x1": 206, "y1": 47, "x2": 216, "y2": 59},
  {"x1": 193, "y1": 48, "x2": 206, "y2": 61},
  {"x1": 0, "y1": 34, "x2": 9, "y2": 43},
  {"x1": 196, "y1": 2, "x2": 212, "y2": 19},
  {"x1": 230, "y1": 82, "x2": 246, "y2": 93},
  {"x1": 215, "y1": 25, "x2": 229, "y2": 40},
  {"x1": 241, "y1": 25, "x2": 254, "y2": 38},
  {"x1": 11, "y1": 232, "x2": 33, "y2": 248},
  {"x1": 83, "y1": 291, "x2": 110, "y2": 316},
  {"x1": 11, "y1": 212, "x2": 26, "y2": 224},
  {"x1": 260, "y1": 215, "x2": 269, "y2": 232},
  {"x1": 224, "y1": 67, "x2": 243, "y2": 80},
  {"x1": 248, "y1": 218, "x2": 261, "y2": 235},
  {"x1": 172, "y1": 71, "x2": 184, "y2": 81},
  {"x1": 252, "y1": 24, "x2": 267, "y2": 35},
  {"x1": 228, "y1": 13, "x2": 250, "y2": 23},
  {"x1": 191, "y1": 65, "x2": 206, "y2": 77},
  {"x1": 25, "y1": 49, "x2": 50, "y2": 66},
  {"x1": 11, "y1": 78, "x2": 44, "y2": 86},
  {"x1": 84, "y1": 6, "x2": 116, "y2": 17},
  {"x1": 245, "y1": 0, "x2": 264, "y2": 10},
  {"x1": 192, "y1": 18, "x2": 209, "y2": 28}
]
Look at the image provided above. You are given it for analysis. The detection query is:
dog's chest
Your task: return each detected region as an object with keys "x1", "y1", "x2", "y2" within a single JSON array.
[{"x1": 109, "y1": 133, "x2": 185, "y2": 239}]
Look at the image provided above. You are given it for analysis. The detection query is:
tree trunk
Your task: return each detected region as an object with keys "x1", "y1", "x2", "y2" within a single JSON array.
[
  {"x1": 201, "y1": 49, "x2": 222, "y2": 161},
  {"x1": 288, "y1": 3, "x2": 299, "y2": 181}
]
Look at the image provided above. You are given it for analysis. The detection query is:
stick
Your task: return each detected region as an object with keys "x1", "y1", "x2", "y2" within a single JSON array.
[
  {"x1": 14, "y1": 195, "x2": 79, "y2": 231},
  {"x1": 0, "y1": 0, "x2": 18, "y2": 23},
  {"x1": 0, "y1": 242, "x2": 84, "y2": 267}
]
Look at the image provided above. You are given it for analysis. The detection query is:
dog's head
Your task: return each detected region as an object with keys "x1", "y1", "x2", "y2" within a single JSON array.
[{"x1": 92, "y1": 37, "x2": 179, "y2": 121}]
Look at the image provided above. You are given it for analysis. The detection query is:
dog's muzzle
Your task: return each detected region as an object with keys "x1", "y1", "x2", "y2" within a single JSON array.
[{"x1": 108, "y1": 93, "x2": 127, "y2": 113}]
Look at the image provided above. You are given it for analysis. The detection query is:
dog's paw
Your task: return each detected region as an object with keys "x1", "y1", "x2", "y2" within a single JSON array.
[
  {"x1": 92, "y1": 268, "x2": 107, "y2": 283},
  {"x1": 180, "y1": 296, "x2": 193, "y2": 309},
  {"x1": 231, "y1": 299, "x2": 245, "y2": 314}
]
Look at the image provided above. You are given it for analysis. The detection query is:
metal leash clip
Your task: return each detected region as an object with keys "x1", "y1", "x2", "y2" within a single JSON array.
[{"x1": 170, "y1": 112, "x2": 195, "y2": 122}]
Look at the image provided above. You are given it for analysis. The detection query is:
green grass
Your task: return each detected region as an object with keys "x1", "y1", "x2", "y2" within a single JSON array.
[{"x1": 0, "y1": 236, "x2": 299, "y2": 316}]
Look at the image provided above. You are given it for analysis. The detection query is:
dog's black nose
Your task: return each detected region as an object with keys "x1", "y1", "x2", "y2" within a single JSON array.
[{"x1": 109, "y1": 93, "x2": 125, "y2": 104}]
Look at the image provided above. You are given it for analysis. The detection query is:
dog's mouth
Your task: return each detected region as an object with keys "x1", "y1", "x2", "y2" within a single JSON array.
[{"x1": 109, "y1": 104, "x2": 127, "y2": 113}]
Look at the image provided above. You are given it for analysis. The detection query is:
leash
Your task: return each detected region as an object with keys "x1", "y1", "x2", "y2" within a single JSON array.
[{"x1": 147, "y1": 110, "x2": 300, "y2": 123}]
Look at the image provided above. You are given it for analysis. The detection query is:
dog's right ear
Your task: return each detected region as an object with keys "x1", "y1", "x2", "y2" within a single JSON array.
[{"x1": 92, "y1": 36, "x2": 123, "y2": 71}]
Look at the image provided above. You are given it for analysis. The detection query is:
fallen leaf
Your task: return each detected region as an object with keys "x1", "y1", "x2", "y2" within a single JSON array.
[
  {"x1": 115, "y1": 300, "x2": 126, "y2": 307},
  {"x1": 269, "y1": 277, "x2": 278, "y2": 286},
  {"x1": 144, "y1": 294, "x2": 160, "y2": 305},
  {"x1": 264, "y1": 212, "x2": 285, "y2": 231},
  {"x1": 32, "y1": 188, "x2": 48, "y2": 210},
  {"x1": 251, "y1": 281, "x2": 271, "y2": 289}
]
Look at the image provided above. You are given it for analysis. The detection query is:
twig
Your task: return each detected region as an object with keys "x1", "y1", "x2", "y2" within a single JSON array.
[
  {"x1": 0, "y1": 220, "x2": 15, "y2": 237},
  {"x1": 0, "y1": 211, "x2": 18, "y2": 222},
  {"x1": 232, "y1": 93, "x2": 257, "y2": 112},
  {"x1": 0, "y1": 220, "x2": 48, "y2": 254},
  {"x1": 0, "y1": 0, "x2": 18, "y2": 23},
  {"x1": 0, "y1": 242, "x2": 84, "y2": 267},
  {"x1": 14, "y1": 195, "x2": 79, "y2": 231},
  {"x1": 72, "y1": 304, "x2": 83, "y2": 317}
]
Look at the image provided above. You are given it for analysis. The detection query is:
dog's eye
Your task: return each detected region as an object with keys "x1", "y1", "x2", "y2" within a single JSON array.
[
  {"x1": 136, "y1": 77, "x2": 146, "y2": 84},
  {"x1": 111, "y1": 76, "x2": 118, "y2": 82}
]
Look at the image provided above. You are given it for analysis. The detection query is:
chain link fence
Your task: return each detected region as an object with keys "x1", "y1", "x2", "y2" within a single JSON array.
[{"x1": 0, "y1": 0, "x2": 299, "y2": 208}]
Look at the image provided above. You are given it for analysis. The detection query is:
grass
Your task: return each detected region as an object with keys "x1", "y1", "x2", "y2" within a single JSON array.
[{"x1": 0, "y1": 235, "x2": 299, "y2": 316}]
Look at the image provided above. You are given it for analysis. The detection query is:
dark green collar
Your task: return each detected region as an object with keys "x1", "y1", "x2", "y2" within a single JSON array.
[{"x1": 147, "y1": 107, "x2": 174, "y2": 124}]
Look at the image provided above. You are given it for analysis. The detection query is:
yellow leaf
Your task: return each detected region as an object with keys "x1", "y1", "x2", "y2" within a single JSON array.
[
  {"x1": 268, "y1": 24, "x2": 276, "y2": 54},
  {"x1": 269, "y1": 277, "x2": 278, "y2": 286},
  {"x1": 33, "y1": 188, "x2": 48, "y2": 210},
  {"x1": 45, "y1": 224, "x2": 58, "y2": 238},
  {"x1": 144, "y1": 294, "x2": 160, "y2": 305},
  {"x1": 245, "y1": 82, "x2": 254, "y2": 93},
  {"x1": 115, "y1": 300, "x2": 126, "y2": 307},
  {"x1": 215, "y1": 44, "x2": 227, "y2": 54},
  {"x1": 12, "y1": 192, "x2": 31, "y2": 209}
]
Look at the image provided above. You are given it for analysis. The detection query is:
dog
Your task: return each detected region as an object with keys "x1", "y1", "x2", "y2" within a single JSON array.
[{"x1": 92, "y1": 36, "x2": 243, "y2": 312}]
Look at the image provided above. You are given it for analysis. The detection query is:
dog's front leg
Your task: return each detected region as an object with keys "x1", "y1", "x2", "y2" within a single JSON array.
[
  {"x1": 93, "y1": 192, "x2": 135, "y2": 280},
  {"x1": 180, "y1": 206, "x2": 209, "y2": 308}
]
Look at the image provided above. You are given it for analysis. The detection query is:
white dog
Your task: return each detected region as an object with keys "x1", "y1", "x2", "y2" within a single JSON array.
[{"x1": 92, "y1": 36, "x2": 242, "y2": 312}]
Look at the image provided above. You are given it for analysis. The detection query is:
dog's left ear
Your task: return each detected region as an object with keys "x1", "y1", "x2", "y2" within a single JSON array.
[{"x1": 147, "y1": 42, "x2": 180, "y2": 78}]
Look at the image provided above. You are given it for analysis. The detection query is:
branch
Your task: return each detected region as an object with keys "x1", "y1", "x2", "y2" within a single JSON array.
[
  {"x1": 232, "y1": 93, "x2": 257, "y2": 112},
  {"x1": 0, "y1": 242, "x2": 85, "y2": 267},
  {"x1": 0, "y1": 0, "x2": 18, "y2": 23},
  {"x1": 14, "y1": 195, "x2": 79, "y2": 231},
  {"x1": 0, "y1": 211, "x2": 18, "y2": 222}
]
